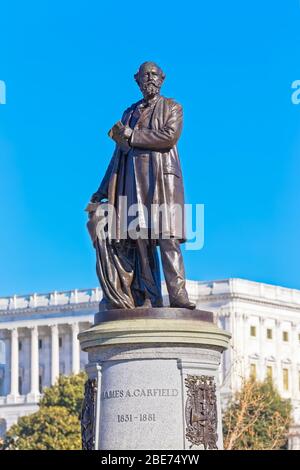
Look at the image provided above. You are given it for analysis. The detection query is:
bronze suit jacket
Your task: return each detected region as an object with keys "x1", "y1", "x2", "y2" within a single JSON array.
[{"x1": 97, "y1": 95, "x2": 186, "y2": 242}]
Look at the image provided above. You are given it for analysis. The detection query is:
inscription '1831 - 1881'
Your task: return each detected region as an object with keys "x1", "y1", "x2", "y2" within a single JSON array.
[{"x1": 102, "y1": 388, "x2": 179, "y2": 399}]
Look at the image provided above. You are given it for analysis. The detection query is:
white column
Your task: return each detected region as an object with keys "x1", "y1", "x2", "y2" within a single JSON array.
[
  {"x1": 234, "y1": 312, "x2": 243, "y2": 389},
  {"x1": 242, "y1": 313, "x2": 249, "y2": 379},
  {"x1": 229, "y1": 310, "x2": 236, "y2": 392},
  {"x1": 8, "y1": 328, "x2": 19, "y2": 399},
  {"x1": 28, "y1": 326, "x2": 39, "y2": 399},
  {"x1": 275, "y1": 319, "x2": 281, "y2": 390},
  {"x1": 71, "y1": 323, "x2": 80, "y2": 374},
  {"x1": 238, "y1": 313, "x2": 246, "y2": 380},
  {"x1": 259, "y1": 317, "x2": 265, "y2": 381},
  {"x1": 51, "y1": 324, "x2": 59, "y2": 385},
  {"x1": 291, "y1": 322, "x2": 298, "y2": 398}
]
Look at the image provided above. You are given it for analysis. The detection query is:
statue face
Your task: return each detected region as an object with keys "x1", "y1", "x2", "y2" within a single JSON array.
[{"x1": 137, "y1": 64, "x2": 164, "y2": 100}]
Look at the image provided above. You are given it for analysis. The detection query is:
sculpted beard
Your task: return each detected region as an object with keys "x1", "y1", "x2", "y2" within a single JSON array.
[{"x1": 140, "y1": 81, "x2": 161, "y2": 98}]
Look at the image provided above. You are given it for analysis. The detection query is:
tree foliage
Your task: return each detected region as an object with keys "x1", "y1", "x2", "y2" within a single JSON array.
[
  {"x1": 1, "y1": 373, "x2": 86, "y2": 450},
  {"x1": 3, "y1": 407, "x2": 81, "y2": 450},
  {"x1": 40, "y1": 372, "x2": 86, "y2": 416},
  {"x1": 223, "y1": 378, "x2": 292, "y2": 450}
]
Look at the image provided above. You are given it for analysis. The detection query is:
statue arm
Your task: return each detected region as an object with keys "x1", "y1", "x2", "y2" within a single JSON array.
[
  {"x1": 91, "y1": 107, "x2": 131, "y2": 202},
  {"x1": 130, "y1": 103, "x2": 183, "y2": 151}
]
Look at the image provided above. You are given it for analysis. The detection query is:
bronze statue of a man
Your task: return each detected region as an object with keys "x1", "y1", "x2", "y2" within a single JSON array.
[{"x1": 89, "y1": 61, "x2": 195, "y2": 310}]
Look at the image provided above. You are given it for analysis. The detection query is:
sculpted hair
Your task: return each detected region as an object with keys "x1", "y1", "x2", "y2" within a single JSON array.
[{"x1": 134, "y1": 62, "x2": 166, "y2": 84}]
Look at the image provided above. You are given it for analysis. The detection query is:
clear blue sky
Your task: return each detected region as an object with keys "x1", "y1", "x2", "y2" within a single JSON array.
[{"x1": 1, "y1": 0, "x2": 300, "y2": 296}]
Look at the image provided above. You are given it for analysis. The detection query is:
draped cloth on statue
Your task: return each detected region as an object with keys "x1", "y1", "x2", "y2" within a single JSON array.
[
  {"x1": 87, "y1": 203, "x2": 161, "y2": 309},
  {"x1": 87, "y1": 203, "x2": 136, "y2": 309}
]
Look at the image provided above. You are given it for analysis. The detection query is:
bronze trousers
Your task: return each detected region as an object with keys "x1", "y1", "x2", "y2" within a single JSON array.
[{"x1": 134, "y1": 238, "x2": 188, "y2": 307}]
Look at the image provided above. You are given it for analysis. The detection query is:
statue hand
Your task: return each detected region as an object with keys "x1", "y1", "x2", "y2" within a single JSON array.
[{"x1": 119, "y1": 126, "x2": 133, "y2": 140}]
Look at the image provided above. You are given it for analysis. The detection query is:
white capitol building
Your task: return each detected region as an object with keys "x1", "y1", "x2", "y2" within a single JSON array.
[{"x1": 0, "y1": 278, "x2": 300, "y2": 449}]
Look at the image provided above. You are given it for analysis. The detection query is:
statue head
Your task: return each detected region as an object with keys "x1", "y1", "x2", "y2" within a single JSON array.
[{"x1": 134, "y1": 62, "x2": 165, "y2": 100}]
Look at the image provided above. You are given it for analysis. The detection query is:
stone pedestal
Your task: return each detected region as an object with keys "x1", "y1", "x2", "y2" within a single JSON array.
[{"x1": 79, "y1": 308, "x2": 231, "y2": 450}]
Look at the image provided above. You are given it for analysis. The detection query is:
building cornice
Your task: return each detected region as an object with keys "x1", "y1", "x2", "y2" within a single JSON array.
[
  {"x1": 198, "y1": 293, "x2": 300, "y2": 313},
  {"x1": 1, "y1": 279, "x2": 300, "y2": 318}
]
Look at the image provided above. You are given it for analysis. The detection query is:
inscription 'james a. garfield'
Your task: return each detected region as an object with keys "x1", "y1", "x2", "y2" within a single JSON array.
[{"x1": 101, "y1": 388, "x2": 179, "y2": 399}]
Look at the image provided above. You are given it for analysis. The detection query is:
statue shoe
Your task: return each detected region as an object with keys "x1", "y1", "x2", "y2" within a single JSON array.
[{"x1": 169, "y1": 296, "x2": 196, "y2": 310}]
